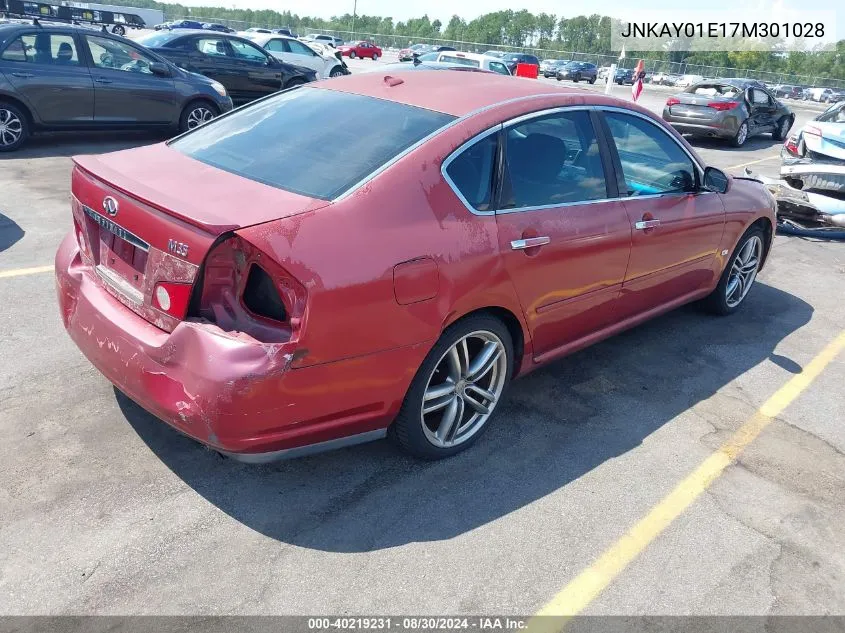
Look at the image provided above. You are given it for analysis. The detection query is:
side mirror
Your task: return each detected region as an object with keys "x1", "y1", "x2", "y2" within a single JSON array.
[
  {"x1": 703, "y1": 166, "x2": 730, "y2": 194},
  {"x1": 149, "y1": 62, "x2": 170, "y2": 77}
]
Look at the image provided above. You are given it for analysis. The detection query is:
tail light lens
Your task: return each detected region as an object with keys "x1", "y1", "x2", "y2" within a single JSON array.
[
  {"x1": 152, "y1": 281, "x2": 192, "y2": 319},
  {"x1": 783, "y1": 135, "x2": 801, "y2": 156},
  {"x1": 189, "y1": 235, "x2": 306, "y2": 344},
  {"x1": 666, "y1": 97, "x2": 680, "y2": 106},
  {"x1": 707, "y1": 101, "x2": 739, "y2": 111}
]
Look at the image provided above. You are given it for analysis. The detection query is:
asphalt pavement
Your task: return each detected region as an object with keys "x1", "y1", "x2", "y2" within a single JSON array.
[{"x1": 1, "y1": 51, "x2": 844, "y2": 622}]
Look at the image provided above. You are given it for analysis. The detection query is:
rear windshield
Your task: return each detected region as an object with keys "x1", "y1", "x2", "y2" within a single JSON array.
[{"x1": 170, "y1": 88, "x2": 455, "y2": 200}]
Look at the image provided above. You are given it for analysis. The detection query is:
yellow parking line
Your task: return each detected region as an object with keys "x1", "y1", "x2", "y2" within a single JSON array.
[
  {"x1": 528, "y1": 330, "x2": 845, "y2": 630},
  {"x1": 0, "y1": 265, "x2": 54, "y2": 279},
  {"x1": 728, "y1": 155, "x2": 781, "y2": 170}
]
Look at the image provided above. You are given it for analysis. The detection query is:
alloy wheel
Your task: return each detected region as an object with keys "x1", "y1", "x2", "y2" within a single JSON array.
[
  {"x1": 725, "y1": 235, "x2": 762, "y2": 308},
  {"x1": 186, "y1": 107, "x2": 215, "y2": 129},
  {"x1": 0, "y1": 108, "x2": 23, "y2": 148},
  {"x1": 736, "y1": 122, "x2": 748, "y2": 146},
  {"x1": 420, "y1": 331, "x2": 508, "y2": 448},
  {"x1": 780, "y1": 118, "x2": 790, "y2": 138}
]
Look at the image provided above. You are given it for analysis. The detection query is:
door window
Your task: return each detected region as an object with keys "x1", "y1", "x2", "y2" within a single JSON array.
[
  {"x1": 501, "y1": 110, "x2": 609, "y2": 209},
  {"x1": 603, "y1": 111, "x2": 697, "y2": 195},
  {"x1": 86, "y1": 35, "x2": 155, "y2": 73},
  {"x1": 1, "y1": 33, "x2": 80, "y2": 65},
  {"x1": 287, "y1": 40, "x2": 317, "y2": 56},
  {"x1": 263, "y1": 39, "x2": 289, "y2": 54},
  {"x1": 230, "y1": 39, "x2": 270, "y2": 64},
  {"x1": 488, "y1": 61, "x2": 509, "y2": 75},
  {"x1": 445, "y1": 133, "x2": 498, "y2": 211},
  {"x1": 752, "y1": 88, "x2": 771, "y2": 105},
  {"x1": 196, "y1": 38, "x2": 230, "y2": 57}
]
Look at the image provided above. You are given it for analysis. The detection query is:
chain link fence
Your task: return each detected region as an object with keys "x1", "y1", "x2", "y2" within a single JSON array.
[{"x1": 178, "y1": 15, "x2": 845, "y2": 90}]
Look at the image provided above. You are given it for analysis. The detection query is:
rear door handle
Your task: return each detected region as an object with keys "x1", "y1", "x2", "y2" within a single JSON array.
[
  {"x1": 11, "y1": 72, "x2": 34, "y2": 78},
  {"x1": 511, "y1": 236, "x2": 551, "y2": 250},
  {"x1": 95, "y1": 78, "x2": 113, "y2": 84},
  {"x1": 634, "y1": 219, "x2": 661, "y2": 230}
]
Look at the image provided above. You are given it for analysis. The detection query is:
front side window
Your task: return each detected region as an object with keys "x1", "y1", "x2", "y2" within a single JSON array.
[
  {"x1": 752, "y1": 89, "x2": 771, "y2": 105},
  {"x1": 1, "y1": 33, "x2": 79, "y2": 65},
  {"x1": 501, "y1": 110, "x2": 608, "y2": 209},
  {"x1": 263, "y1": 39, "x2": 288, "y2": 53},
  {"x1": 445, "y1": 133, "x2": 497, "y2": 211},
  {"x1": 287, "y1": 40, "x2": 316, "y2": 56},
  {"x1": 230, "y1": 39, "x2": 269, "y2": 63},
  {"x1": 86, "y1": 36, "x2": 154, "y2": 73},
  {"x1": 171, "y1": 88, "x2": 455, "y2": 200},
  {"x1": 197, "y1": 38, "x2": 230, "y2": 57},
  {"x1": 488, "y1": 62, "x2": 509, "y2": 75},
  {"x1": 604, "y1": 111, "x2": 697, "y2": 195}
]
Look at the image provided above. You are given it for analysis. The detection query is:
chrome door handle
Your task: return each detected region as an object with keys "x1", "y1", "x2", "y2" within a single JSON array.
[
  {"x1": 11, "y1": 72, "x2": 34, "y2": 78},
  {"x1": 511, "y1": 236, "x2": 551, "y2": 250},
  {"x1": 634, "y1": 219, "x2": 661, "y2": 230}
]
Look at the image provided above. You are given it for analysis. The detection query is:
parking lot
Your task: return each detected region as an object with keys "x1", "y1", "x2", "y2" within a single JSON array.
[{"x1": 1, "y1": 52, "x2": 845, "y2": 621}]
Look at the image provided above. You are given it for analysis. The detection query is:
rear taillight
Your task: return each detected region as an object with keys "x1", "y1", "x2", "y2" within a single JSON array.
[
  {"x1": 707, "y1": 101, "x2": 739, "y2": 111},
  {"x1": 152, "y1": 281, "x2": 192, "y2": 319},
  {"x1": 666, "y1": 97, "x2": 680, "y2": 106},
  {"x1": 190, "y1": 235, "x2": 306, "y2": 344},
  {"x1": 784, "y1": 135, "x2": 801, "y2": 156}
]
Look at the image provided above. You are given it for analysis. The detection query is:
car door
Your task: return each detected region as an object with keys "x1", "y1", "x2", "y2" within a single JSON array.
[
  {"x1": 0, "y1": 30, "x2": 93, "y2": 124},
  {"x1": 83, "y1": 34, "x2": 177, "y2": 124},
  {"x1": 487, "y1": 109, "x2": 631, "y2": 359},
  {"x1": 178, "y1": 36, "x2": 246, "y2": 100},
  {"x1": 228, "y1": 38, "x2": 282, "y2": 101},
  {"x1": 283, "y1": 39, "x2": 324, "y2": 75},
  {"x1": 599, "y1": 109, "x2": 725, "y2": 320},
  {"x1": 748, "y1": 88, "x2": 777, "y2": 134}
]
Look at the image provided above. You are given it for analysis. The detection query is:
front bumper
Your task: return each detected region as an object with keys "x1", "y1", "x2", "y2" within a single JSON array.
[{"x1": 55, "y1": 234, "x2": 428, "y2": 460}]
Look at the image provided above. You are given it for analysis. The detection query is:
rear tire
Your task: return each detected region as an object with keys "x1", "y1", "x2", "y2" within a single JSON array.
[
  {"x1": 572, "y1": 75, "x2": 580, "y2": 83},
  {"x1": 349, "y1": 51, "x2": 356, "y2": 59},
  {"x1": 589, "y1": 76, "x2": 596, "y2": 84},
  {"x1": 732, "y1": 121, "x2": 749, "y2": 147},
  {"x1": 0, "y1": 101, "x2": 29, "y2": 152},
  {"x1": 178, "y1": 100, "x2": 218, "y2": 133},
  {"x1": 702, "y1": 228, "x2": 765, "y2": 315},
  {"x1": 112, "y1": 25, "x2": 125, "y2": 36},
  {"x1": 390, "y1": 314, "x2": 514, "y2": 460}
]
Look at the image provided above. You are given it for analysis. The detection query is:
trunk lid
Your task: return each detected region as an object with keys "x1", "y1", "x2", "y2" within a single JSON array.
[
  {"x1": 669, "y1": 92, "x2": 738, "y2": 119},
  {"x1": 71, "y1": 143, "x2": 329, "y2": 331}
]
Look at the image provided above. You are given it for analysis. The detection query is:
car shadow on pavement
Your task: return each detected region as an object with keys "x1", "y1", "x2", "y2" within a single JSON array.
[
  {"x1": 7, "y1": 131, "x2": 167, "y2": 159},
  {"x1": 117, "y1": 282, "x2": 812, "y2": 553},
  {"x1": 0, "y1": 212, "x2": 24, "y2": 252}
]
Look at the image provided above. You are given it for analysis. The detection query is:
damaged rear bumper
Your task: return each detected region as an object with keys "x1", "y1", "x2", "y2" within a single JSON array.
[{"x1": 55, "y1": 233, "x2": 427, "y2": 461}]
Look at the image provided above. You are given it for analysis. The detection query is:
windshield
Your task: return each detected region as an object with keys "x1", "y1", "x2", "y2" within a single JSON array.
[
  {"x1": 171, "y1": 88, "x2": 455, "y2": 200},
  {"x1": 136, "y1": 31, "x2": 179, "y2": 47}
]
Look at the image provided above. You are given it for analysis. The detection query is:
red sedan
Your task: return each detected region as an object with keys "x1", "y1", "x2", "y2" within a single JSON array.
[
  {"x1": 55, "y1": 71, "x2": 776, "y2": 462},
  {"x1": 337, "y1": 40, "x2": 381, "y2": 60}
]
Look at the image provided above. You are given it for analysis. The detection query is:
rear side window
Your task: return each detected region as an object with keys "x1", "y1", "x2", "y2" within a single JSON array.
[
  {"x1": 502, "y1": 110, "x2": 608, "y2": 209},
  {"x1": 445, "y1": 133, "x2": 497, "y2": 211},
  {"x1": 171, "y1": 88, "x2": 455, "y2": 200},
  {"x1": 604, "y1": 111, "x2": 697, "y2": 195},
  {"x1": 1, "y1": 33, "x2": 79, "y2": 65},
  {"x1": 440, "y1": 55, "x2": 479, "y2": 68}
]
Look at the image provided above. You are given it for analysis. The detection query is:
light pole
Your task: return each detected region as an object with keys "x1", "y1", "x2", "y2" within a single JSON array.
[{"x1": 351, "y1": 0, "x2": 357, "y2": 38}]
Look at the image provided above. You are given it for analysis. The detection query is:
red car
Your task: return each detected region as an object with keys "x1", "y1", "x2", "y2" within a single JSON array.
[
  {"x1": 337, "y1": 40, "x2": 381, "y2": 60},
  {"x1": 55, "y1": 72, "x2": 776, "y2": 462}
]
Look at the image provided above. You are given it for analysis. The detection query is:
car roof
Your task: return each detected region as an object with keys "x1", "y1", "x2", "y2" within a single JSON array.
[
  {"x1": 318, "y1": 70, "x2": 607, "y2": 117},
  {"x1": 435, "y1": 51, "x2": 500, "y2": 62}
]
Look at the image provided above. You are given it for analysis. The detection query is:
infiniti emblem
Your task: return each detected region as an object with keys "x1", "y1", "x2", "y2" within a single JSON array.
[{"x1": 103, "y1": 196, "x2": 119, "y2": 217}]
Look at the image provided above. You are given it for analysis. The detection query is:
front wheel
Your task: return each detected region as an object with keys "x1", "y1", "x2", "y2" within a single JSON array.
[
  {"x1": 390, "y1": 315, "x2": 513, "y2": 459},
  {"x1": 372, "y1": 53, "x2": 379, "y2": 61},
  {"x1": 285, "y1": 77, "x2": 306, "y2": 89},
  {"x1": 178, "y1": 100, "x2": 218, "y2": 133},
  {"x1": 702, "y1": 228, "x2": 765, "y2": 315},
  {"x1": 732, "y1": 121, "x2": 749, "y2": 147},
  {"x1": 112, "y1": 24, "x2": 125, "y2": 36},
  {"x1": 329, "y1": 66, "x2": 345, "y2": 78},
  {"x1": 589, "y1": 76, "x2": 596, "y2": 84}
]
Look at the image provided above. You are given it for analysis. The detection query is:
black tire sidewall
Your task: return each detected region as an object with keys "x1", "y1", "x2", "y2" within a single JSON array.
[
  {"x1": 0, "y1": 101, "x2": 29, "y2": 152},
  {"x1": 390, "y1": 315, "x2": 514, "y2": 460},
  {"x1": 178, "y1": 100, "x2": 218, "y2": 134}
]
